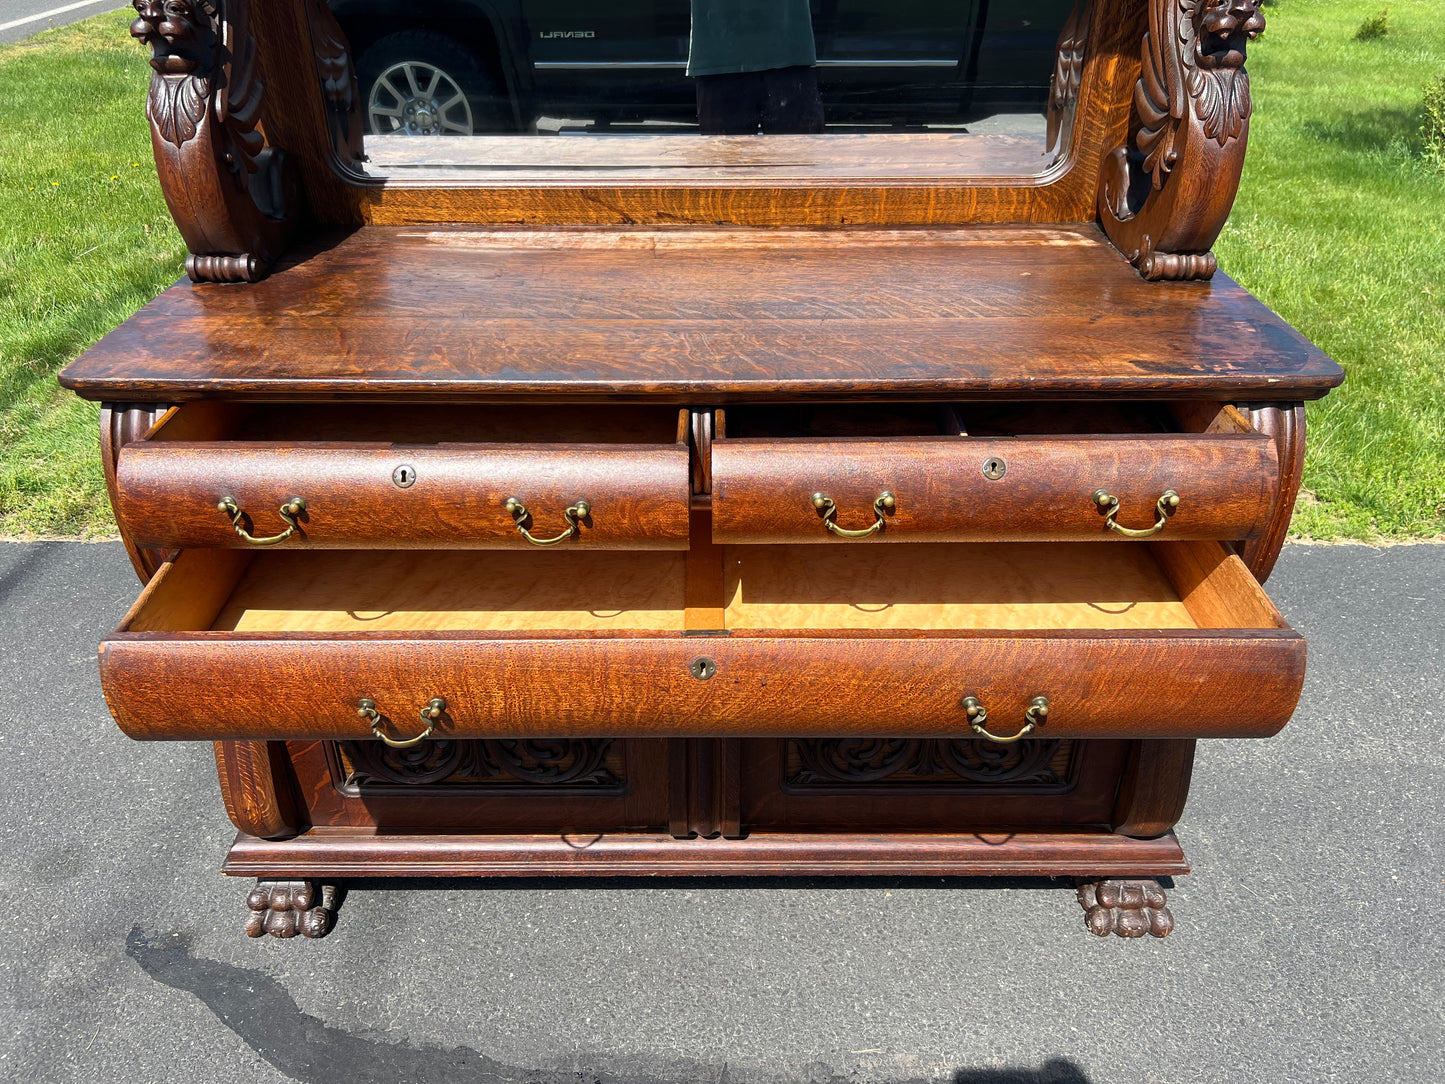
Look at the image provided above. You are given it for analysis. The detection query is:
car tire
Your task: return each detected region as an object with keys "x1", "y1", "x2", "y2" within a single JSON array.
[{"x1": 356, "y1": 31, "x2": 508, "y2": 136}]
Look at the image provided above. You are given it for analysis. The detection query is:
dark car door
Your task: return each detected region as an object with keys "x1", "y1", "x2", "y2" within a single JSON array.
[
  {"x1": 812, "y1": 0, "x2": 982, "y2": 125},
  {"x1": 524, "y1": 0, "x2": 692, "y2": 126}
]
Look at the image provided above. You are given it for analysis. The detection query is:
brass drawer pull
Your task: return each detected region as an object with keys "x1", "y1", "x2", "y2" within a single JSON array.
[
  {"x1": 1092, "y1": 488, "x2": 1180, "y2": 538},
  {"x1": 504, "y1": 497, "x2": 591, "y2": 546},
  {"x1": 811, "y1": 490, "x2": 895, "y2": 538},
  {"x1": 217, "y1": 496, "x2": 306, "y2": 545},
  {"x1": 358, "y1": 697, "x2": 446, "y2": 748},
  {"x1": 964, "y1": 695, "x2": 1049, "y2": 744}
]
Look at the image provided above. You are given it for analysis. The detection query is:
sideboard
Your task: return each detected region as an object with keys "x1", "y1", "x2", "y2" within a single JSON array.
[{"x1": 61, "y1": 0, "x2": 1342, "y2": 939}]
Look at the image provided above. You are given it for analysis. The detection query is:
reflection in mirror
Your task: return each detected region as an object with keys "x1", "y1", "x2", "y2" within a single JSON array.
[{"x1": 327, "y1": 0, "x2": 1090, "y2": 180}]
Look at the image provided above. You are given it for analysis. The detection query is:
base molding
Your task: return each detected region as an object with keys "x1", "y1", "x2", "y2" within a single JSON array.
[{"x1": 224, "y1": 829, "x2": 1188, "y2": 879}]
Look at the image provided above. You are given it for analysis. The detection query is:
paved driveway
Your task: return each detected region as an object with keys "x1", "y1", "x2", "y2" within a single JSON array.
[
  {"x1": 0, "y1": 0, "x2": 125, "y2": 45},
  {"x1": 0, "y1": 541, "x2": 1439, "y2": 1083}
]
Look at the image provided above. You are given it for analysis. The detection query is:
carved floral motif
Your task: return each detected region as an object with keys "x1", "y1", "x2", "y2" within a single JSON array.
[
  {"x1": 342, "y1": 738, "x2": 622, "y2": 791},
  {"x1": 788, "y1": 738, "x2": 1071, "y2": 790}
]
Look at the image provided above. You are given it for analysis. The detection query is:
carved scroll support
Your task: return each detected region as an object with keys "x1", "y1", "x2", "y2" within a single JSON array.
[
  {"x1": 100, "y1": 403, "x2": 170, "y2": 584},
  {"x1": 131, "y1": 0, "x2": 299, "y2": 282},
  {"x1": 215, "y1": 739, "x2": 302, "y2": 840},
  {"x1": 1098, "y1": 0, "x2": 1266, "y2": 280},
  {"x1": 669, "y1": 738, "x2": 742, "y2": 839},
  {"x1": 1238, "y1": 403, "x2": 1306, "y2": 582}
]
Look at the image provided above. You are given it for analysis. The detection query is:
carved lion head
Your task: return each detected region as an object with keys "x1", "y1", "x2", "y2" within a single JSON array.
[
  {"x1": 130, "y1": 0, "x2": 215, "y2": 76},
  {"x1": 1193, "y1": 0, "x2": 1266, "y2": 70}
]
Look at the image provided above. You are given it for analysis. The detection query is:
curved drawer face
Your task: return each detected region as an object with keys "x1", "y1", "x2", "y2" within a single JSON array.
[
  {"x1": 711, "y1": 435, "x2": 1279, "y2": 544},
  {"x1": 116, "y1": 443, "x2": 692, "y2": 550},
  {"x1": 99, "y1": 542, "x2": 1305, "y2": 743}
]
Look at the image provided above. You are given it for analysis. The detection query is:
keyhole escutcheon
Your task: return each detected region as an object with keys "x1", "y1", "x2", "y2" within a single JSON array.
[{"x1": 392, "y1": 463, "x2": 417, "y2": 488}]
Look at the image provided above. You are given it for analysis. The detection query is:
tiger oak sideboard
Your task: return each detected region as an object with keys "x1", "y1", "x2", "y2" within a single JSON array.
[{"x1": 60, "y1": 0, "x2": 1342, "y2": 939}]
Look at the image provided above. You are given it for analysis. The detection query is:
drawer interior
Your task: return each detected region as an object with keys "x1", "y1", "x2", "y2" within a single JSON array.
[
  {"x1": 722, "y1": 544, "x2": 1195, "y2": 630},
  {"x1": 718, "y1": 400, "x2": 1252, "y2": 439},
  {"x1": 148, "y1": 402, "x2": 689, "y2": 446},
  {"x1": 124, "y1": 540, "x2": 1284, "y2": 637}
]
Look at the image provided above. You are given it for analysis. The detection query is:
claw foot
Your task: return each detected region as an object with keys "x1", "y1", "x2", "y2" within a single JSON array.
[
  {"x1": 244, "y1": 880, "x2": 338, "y2": 939},
  {"x1": 1078, "y1": 879, "x2": 1173, "y2": 938}
]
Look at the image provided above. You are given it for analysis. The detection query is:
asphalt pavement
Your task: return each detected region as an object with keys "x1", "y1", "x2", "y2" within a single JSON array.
[
  {"x1": 0, "y1": 540, "x2": 1439, "y2": 1084},
  {"x1": 0, "y1": 0, "x2": 124, "y2": 45}
]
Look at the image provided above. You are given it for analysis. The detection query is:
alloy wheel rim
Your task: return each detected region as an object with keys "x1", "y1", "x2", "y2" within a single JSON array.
[{"x1": 368, "y1": 60, "x2": 474, "y2": 136}]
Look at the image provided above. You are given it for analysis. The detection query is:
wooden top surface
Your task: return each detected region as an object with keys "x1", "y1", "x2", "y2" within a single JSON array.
[{"x1": 60, "y1": 225, "x2": 1344, "y2": 403}]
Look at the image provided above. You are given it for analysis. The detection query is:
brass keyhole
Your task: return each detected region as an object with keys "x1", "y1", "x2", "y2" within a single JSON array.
[
  {"x1": 392, "y1": 464, "x2": 417, "y2": 488},
  {"x1": 690, "y1": 657, "x2": 717, "y2": 681},
  {"x1": 982, "y1": 457, "x2": 1007, "y2": 481}
]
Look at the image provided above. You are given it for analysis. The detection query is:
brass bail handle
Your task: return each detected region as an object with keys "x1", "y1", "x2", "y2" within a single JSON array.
[
  {"x1": 964, "y1": 695, "x2": 1050, "y2": 744},
  {"x1": 218, "y1": 496, "x2": 306, "y2": 546},
  {"x1": 504, "y1": 497, "x2": 591, "y2": 546},
  {"x1": 358, "y1": 697, "x2": 446, "y2": 748},
  {"x1": 1092, "y1": 488, "x2": 1181, "y2": 538},
  {"x1": 811, "y1": 490, "x2": 896, "y2": 538}
]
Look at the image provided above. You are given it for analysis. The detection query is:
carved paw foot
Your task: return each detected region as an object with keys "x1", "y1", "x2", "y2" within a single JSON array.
[
  {"x1": 244, "y1": 880, "x2": 338, "y2": 939},
  {"x1": 1078, "y1": 879, "x2": 1174, "y2": 938}
]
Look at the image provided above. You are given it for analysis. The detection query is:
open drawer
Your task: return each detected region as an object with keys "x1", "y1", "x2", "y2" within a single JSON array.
[
  {"x1": 99, "y1": 539, "x2": 1304, "y2": 742},
  {"x1": 711, "y1": 401, "x2": 1279, "y2": 543},
  {"x1": 114, "y1": 403, "x2": 692, "y2": 549}
]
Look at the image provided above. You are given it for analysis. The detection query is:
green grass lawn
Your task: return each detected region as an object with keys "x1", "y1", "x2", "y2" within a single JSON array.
[
  {"x1": 1215, "y1": 0, "x2": 1445, "y2": 539},
  {"x1": 0, "y1": 12, "x2": 183, "y2": 537},
  {"x1": 0, "y1": 2, "x2": 1441, "y2": 539}
]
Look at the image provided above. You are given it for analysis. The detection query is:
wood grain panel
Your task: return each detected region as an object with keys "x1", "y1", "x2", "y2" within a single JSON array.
[
  {"x1": 723, "y1": 543, "x2": 1197, "y2": 631},
  {"x1": 116, "y1": 442, "x2": 691, "y2": 549},
  {"x1": 209, "y1": 550, "x2": 687, "y2": 633},
  {"x1": 59, "y1": 226, "x2": 1345, "y2": 404},
  {"x1": 222, "y1": 829, "x2": 1191, "y2": 878},
  {"x1": 98, "y1": 625, "x2": 1303, "y2": 741},
  {"x1": 713, "y1": 434, "x2": 1277, "y2": 543}
]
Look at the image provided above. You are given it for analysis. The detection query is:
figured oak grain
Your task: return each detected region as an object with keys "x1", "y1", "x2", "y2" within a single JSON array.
[
  {"x1": 59, "y1": 225, "x2": 1344, "y2": 403},
  {"x1": 712, "y1": 433, "x2": 1277, "y2": 543}
]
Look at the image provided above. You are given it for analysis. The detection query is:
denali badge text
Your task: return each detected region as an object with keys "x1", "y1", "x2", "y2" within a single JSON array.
[{"x1": 539, "y1": 30, "x2": 595, "y2": 38}]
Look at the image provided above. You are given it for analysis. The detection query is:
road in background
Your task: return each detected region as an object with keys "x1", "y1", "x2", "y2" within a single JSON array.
[
  {"x1": 0, "y1": 0, "x2": 124, "y2": 45},
  {"x1": 0, "y1": 541, "x2": 1439, "y2": 1083}
]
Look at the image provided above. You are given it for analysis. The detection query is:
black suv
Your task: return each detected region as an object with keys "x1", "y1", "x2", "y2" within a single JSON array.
[{"x1": 328, "y1": 0, "x2": 1076, "y2": 135}]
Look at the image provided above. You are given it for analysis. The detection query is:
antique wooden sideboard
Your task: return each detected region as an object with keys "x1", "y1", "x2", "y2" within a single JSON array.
[{"x1": 61, "y1": 0, "x2": 1342, "y2": 939}]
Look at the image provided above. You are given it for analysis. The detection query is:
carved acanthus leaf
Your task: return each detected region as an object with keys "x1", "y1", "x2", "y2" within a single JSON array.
[{"x1": 150, "y1": 73, "x2": 210, "y2": 146}]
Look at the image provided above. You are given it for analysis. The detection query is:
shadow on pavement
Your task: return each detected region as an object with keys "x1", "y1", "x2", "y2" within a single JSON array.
[{"x1": 126, "y1": 926, "x2": 1095, "y2": 1084}]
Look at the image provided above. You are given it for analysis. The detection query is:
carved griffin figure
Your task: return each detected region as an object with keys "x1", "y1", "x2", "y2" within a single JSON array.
[
  {"x1": 1097, "y1": 0, "x2": 1265, "y2": 280},
  {"x1": 131, "y1": 0, "x2": 266, "y2": 184},
  {"x1": 130, "y1": 0, "x2": 295, "y2": 281},
  {"x1": 1134, "y1": 0, "x2": 1266, "y2": 191}
]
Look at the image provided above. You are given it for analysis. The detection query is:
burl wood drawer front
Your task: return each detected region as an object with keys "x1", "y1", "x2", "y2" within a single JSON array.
[
  {"x1": 712, "y1": 435, "x2": 1278, "y2": 544},
  {"x1": 98, "y1": 542, "x2": 1304, "y2": 743},
  {"x1": 114, "y1": 404, "x2": 691, "y2": 549}
]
